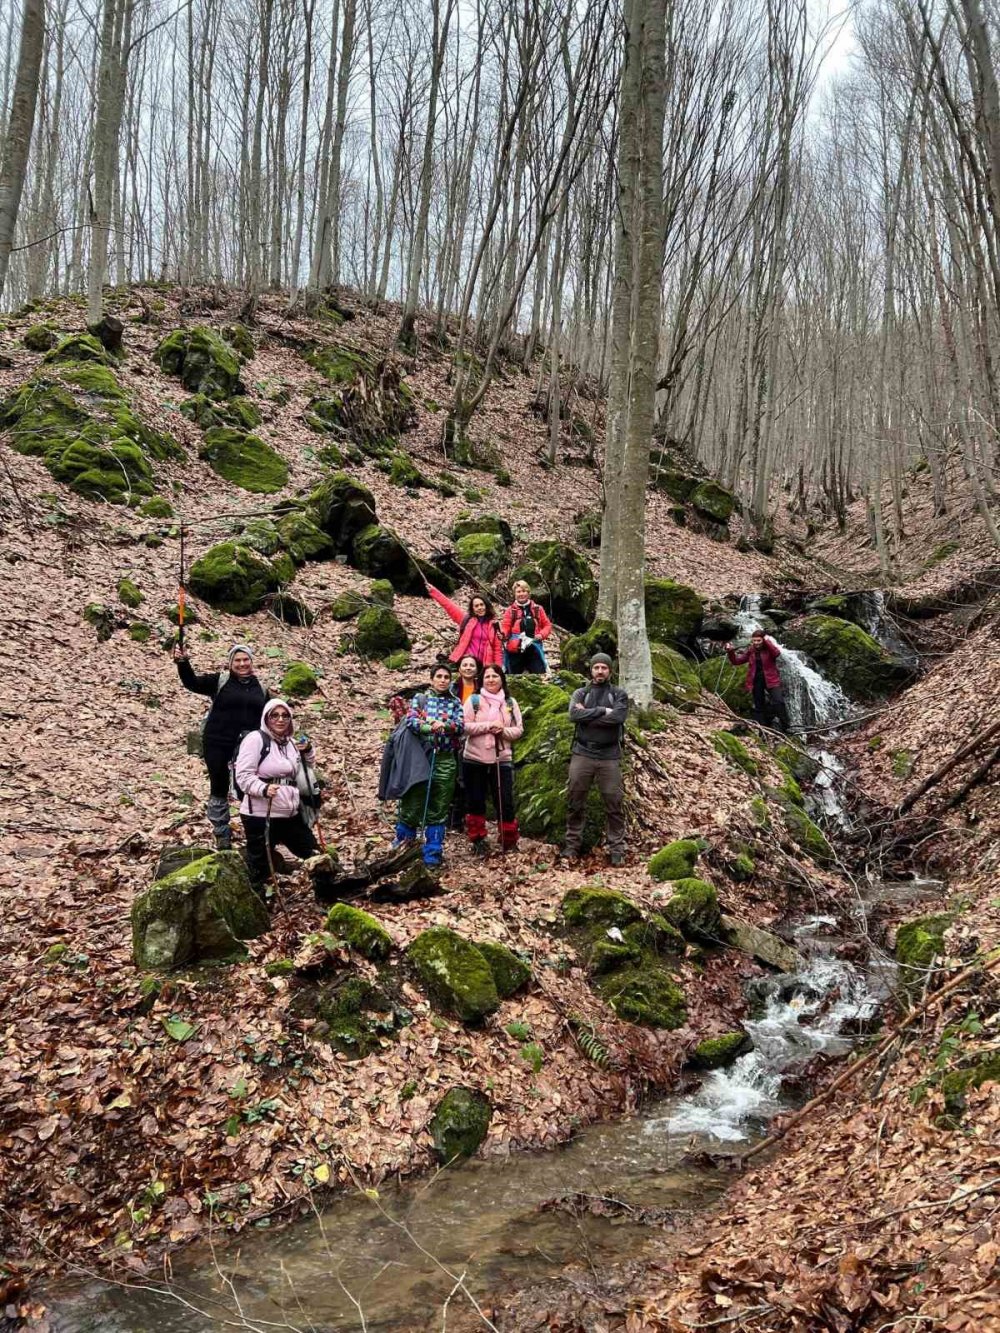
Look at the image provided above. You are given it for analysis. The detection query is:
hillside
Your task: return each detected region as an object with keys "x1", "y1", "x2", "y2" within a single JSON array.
[{"x1": 1, "y1": 287, "x2": 999, "y2": 1330}]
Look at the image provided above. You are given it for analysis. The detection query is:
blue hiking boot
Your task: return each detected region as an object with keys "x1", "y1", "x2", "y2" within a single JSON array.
[
  {"x1": 391, "y1": 821, "x2": 417, "y2": 850},
  {"x1": 422, "y1": 822, "x2": 446, "y2": 867}
]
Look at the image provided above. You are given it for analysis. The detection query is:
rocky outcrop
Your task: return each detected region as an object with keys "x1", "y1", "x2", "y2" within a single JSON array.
[
  {"x1": 131, "y1": 852, "x2": 269, "y2": 970},
  {"x1": 781, "y1": 614, "x2": 913, "y2": 699},
  {"x1": 406, "y1": 927, "x2": 500, "y2": 1022},
  {"x1": 511, "y1": 540, "x2": 597, "y2": 629}
]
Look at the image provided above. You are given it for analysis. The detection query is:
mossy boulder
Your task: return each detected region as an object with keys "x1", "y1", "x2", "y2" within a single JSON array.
[
  {"x1": 940, "y1": 1053, "x2": 1000, "y2": 1121},
  {"x1": 773, "y1": 742, "x2": 820, "y2": 785},
  {"x1": 650, "y1": 643, "x2": 702, "y2": 711},
  {"x1": 429, "y1": 1086, "x2": 492, "y2": 1162},
  {"x1": 275, "y1": 510, "x2": 333, "y2": 563},
  {"x1": 688, "y1": 1031, "x2": 752, "y2": 1070},
  {"x1": 307, "y1": 472, "x2": 377, "y2": 551},
  {"x1": 662, "y1": 878, "x2": 722, "y2": 944},
  {"x1": 131, "y1": 851, "x2": 269, "y2": 970},
  {"x1": 711, "y1": 730, "x2": 759, "y2": 775},
  {"x1": 139, "y1": 496, "x2": 174, "y2": 519},
  {"x1": 511, "y1": 540, "x2": 596, "y2": 630},
  {"x1": 83, "y1": 601, "x2": 116, "y2": 641},
  {"x1": 573, "y1": 508, "x2": 602, "y2": 547},
  {"x1": 451, "y1": 514, "x2": 513, "y2": 546},
  {"x1": 188, "y1": 541, "x2": 283, "y2": 614},
  {"x1": 199, "y1": 427, "x2": 289, "y2": 493},
  {"x1": 726, "y1": 851, "x2": 756, "y2": 882},
  {"x1": 238, "y1": 517, "x2": 283, "y2": 556},
  {"x1": 351, "y1": 523, "x2": 424, "y2": 594},
  {"x1": 312, "y1": 973, "x2": 401, "y2": 1059},
  {"x1": 648, "y1": 839, "x2": 702, "y2": 882},
  {"x1": 454, "y1": 531, "x2": 509, "y2": 581},
  {"x1": 281, "y1": 661, "x2": 319, "y2": 698},
  {"x1": 895, "y1": 913, "x2": 955, "y2": 991},
  {"x1": 475, "y1": 940, "x2": 531, "y2": 997},
  {"x1": 781, "y1": 615, "x2": 912, "y2": 699},
  {"x1": 368, "y1": 578, "x2": 394, "y2": 607},
  {"x1": 406, "y1": 927, "x2": 500, "y2": 1022},
  {"x1": 355, "y1": 605, "x2": 410, "y2": 658},
  {"x1": 222, "y1": 323, "x2": 255, "y2": 360},
  {"x1": 44, "y1": 332, "x2": 115, "y2": 365},
  {"x1": 153, "y1": 844, "x2": 214, "y2": 880},
  {"x1": 595, "y1": 965, "x2": 687, "y2": 1029},
  {"x1": 180, "y1": 393, "x2": 262, "y2": 431},
  {"x1": 768, "y1": 787, "x2": 834, "y2": 864},
  {"x1": 562, "y1": 886, "x2": 643, "y2": 929},
  {"x1": 154, "y1": 326, "x2": 243, "y2": 399},
  {"x1": 561, "y1": 620, "x2": 617, "y2": 675},
  {"x1": 23, "y1": 324, "x2": 56, "y2": 352},
  {"x1": 696, "y1": 656, "x2": 752, "y2": 716},
  {"x1": 645, "y1": 578, "x2": 704, "y2": 645},
  {"x1": 330, "y1": 589, "x2": 367, "y2": 620},
  {"x1": 117, "y1": 577, "x2": 143, "y2": 609},
  {"x1": 690, "y1": 480, "x2": 735, "y2": 525},
  {"x1": 325, "y1": 903, "x2": 392, "y2": 961},
  {"x1": 306, "y1": 342, "x2": 373, "y2": 385},
  {"x1": 649, "y1": 457, "x2": 699, "y2": 501}
]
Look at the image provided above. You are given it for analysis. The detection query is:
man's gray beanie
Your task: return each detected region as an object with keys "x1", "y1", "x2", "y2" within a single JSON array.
[{"x1": 589, "y1": 652, "x2": 614, "y2": 669}]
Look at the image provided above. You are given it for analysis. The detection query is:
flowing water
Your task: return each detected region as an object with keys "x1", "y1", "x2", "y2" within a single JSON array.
[
  {"x1": 47, "y1": 924, "x2": 885, "y2": 1333},
  {"x1": 733, "y1": 595, "x2": 853, "y2": 730}
]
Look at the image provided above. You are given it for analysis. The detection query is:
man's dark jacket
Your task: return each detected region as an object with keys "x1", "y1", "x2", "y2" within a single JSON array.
[{"x1": 568, "y1": 682, "x2": 630, "y2": 759}]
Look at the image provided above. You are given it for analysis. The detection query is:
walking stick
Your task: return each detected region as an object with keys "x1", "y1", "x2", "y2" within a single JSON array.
[
  {"x1": 419, "y1": 749, "x2": 438, "y2": 842},
  {"x1": 177, "y1": 524, "x2": 186, "y2": 652}
]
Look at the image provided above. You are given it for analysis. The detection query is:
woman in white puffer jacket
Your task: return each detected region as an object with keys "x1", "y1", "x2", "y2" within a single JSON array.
[{"x1": 234, "y1": 698, "x2": 319, "y2": 890}]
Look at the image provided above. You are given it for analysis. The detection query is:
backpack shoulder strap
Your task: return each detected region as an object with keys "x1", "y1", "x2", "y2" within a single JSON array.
[
  {"x1": 257, "y1": 728, "x2": 271, "y2": 765},
  {"x1": 214, "y1": 669, "x2": 230, "y2": 695}
]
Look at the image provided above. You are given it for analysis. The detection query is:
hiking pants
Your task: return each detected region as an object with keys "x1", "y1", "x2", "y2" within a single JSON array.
[
  {"x1": 205, "y1": 752, "x2": 234, "y2": 845},
  {"x1": 241, "y1": 812, "x2": 318, "y2": 888},
  {"x1": 752, "y1": 676, "x2": 789, "y2": 732},
  {"x1": 565, "y1": 753, "x2": 625, "y2": 855},
  {"x1": 507, "y1": 645, "x2": 545, "y2": 675},
  {"x1": 398, "y1": 751, "x2": 458, "y2": 829}
]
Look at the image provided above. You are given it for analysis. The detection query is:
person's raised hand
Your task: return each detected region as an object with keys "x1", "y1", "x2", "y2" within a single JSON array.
[
  {"x1": 172, "y1": 645, "x2": 188, "y2": 661},
  {"x1": 724, "y1": 642, "x2": 733, "y2": 652}
]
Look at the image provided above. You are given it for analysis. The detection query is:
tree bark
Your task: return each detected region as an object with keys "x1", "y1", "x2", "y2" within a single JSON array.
[{"x1": 0, "y1": 0, "x2": 45, "y2": 301}]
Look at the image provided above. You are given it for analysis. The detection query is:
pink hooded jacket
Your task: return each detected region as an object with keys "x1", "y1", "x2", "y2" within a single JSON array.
[
  {"x1": 462, "y1": 688, "x2": 523, "y2": 764},
  {"x1": 234, "y1": 698, "x2": 313, "y2": 817}
]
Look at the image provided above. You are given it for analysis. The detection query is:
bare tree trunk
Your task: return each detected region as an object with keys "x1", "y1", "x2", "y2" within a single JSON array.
[
  {"x1": 0, "y1": 0, "x2": 44, "y2": 302},
  {"x1": 87, "y1": 0, "x2": 133, "y2": 327}
]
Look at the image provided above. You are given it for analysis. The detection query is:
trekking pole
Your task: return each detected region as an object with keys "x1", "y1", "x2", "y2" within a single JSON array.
[
  {"x1": 263, "y1": 795, "x2": 292, "y2": 919},
  {"x1": 494, "y1": 730, "x2": 505, "y2": 858},
  {"x1": 418, "y1": 749, "x2": 438, "y2": 842},
  {"x1": 177, "y1": 523, "x2": 186, "y2": 652}
]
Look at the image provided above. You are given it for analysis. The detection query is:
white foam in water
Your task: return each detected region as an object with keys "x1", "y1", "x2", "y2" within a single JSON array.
[
  {"x1": 809, "y1": 747, "x2": 850, "y2": 826},
  {"x1": 651, "y1": 930, "x2": 879, "y2": 1145},
  {"x1": 733, "y1": 595, "x2": 852, "y2": 730}
]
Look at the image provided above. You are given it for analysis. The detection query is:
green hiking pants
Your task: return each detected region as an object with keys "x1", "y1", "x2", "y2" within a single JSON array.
[{"x1": 398, "y1": 751, "x2": 457, "y2": 828}]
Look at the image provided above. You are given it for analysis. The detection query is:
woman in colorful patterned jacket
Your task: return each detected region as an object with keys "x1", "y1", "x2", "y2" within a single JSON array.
[
  {"x1": 394, "y1": 663, "x2": 465, "y2": 867},
  {"x1": 427, "y1": 583, "x2": 504, "y2": 667}
]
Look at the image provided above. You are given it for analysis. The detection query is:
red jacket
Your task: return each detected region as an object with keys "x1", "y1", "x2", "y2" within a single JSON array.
[
  {"x1": 500, "y1": 599, "x2": 552, "y2": 653},
  {"x1": 428, "y1": 584, "x2": 503, "y2": 666},
  {"x1": 727, "y1": 636, "x2": 782, "y2": 689}
]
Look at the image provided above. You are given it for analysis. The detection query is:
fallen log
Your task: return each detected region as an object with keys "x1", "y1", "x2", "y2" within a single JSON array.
[
  {"x1": 897, "y1": 716, "x2": 1000, "y2": 814},
  {"x1": 309, "y1": 841, "x2": 427, "y2": 904}
]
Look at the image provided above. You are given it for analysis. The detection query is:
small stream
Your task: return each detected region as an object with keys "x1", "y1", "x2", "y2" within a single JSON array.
[{"x1": 47, "y1": 924, "x2": 889, "y2": 1333}]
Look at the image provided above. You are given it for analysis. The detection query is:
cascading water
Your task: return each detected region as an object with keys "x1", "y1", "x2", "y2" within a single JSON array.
[
  {"x1": 851, "y1": 590, "x2": 920, "y2": 669},
  {"x1": 654, "y1": 918, "x2": 882, "y2": 1144}
]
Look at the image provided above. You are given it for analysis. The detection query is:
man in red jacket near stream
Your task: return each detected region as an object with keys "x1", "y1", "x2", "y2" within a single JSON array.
[{"x1": 725, "y1": 629, "x2": 790, "y2": 732}]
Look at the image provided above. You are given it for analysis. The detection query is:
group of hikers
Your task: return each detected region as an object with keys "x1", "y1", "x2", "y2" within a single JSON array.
[{"x1": 174, "y1": 578, "x2": 785, "y2": 892}]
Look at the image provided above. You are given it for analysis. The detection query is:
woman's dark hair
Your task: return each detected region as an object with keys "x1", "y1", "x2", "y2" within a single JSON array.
[
  {"x1": 467, "y1": 593, "x2": 495, "y2": 620},
  {"x1": 477, "y1": 662, "x2": 509, "y2": 696}
]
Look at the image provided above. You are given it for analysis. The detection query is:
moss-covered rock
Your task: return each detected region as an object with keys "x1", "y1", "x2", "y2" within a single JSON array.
[
  {"x1": 180, "y1": 392, "x2": 262, "y2": 431},
  {"x1": 198, "y1": 427, "x2": 289, "y2": 494},
  {"x1": 139, "y1": 496, "x2": 174, "y2": 519},
  {"x1": 153, "y1": 844, "x2": 214, "y2": 880},
  {"x1": 688, "y1": 1030, "x2": 752, "y2": 1070},
  {"x1": 23, "y1": 324, "x2": 56, "y2": 352},
  {"x1": 644, "y1": 578, "x2": 704, "y2": 644},
  {"x1": 511, "y1": 540, "x2": 596, "y2": 630},
  {"x1": 940, "y1": 1053, "x2": 1000, "y2": 1120},
  {"x1": 561, "y1": 620, "x2": 617, "y2": 675},
  {"x1": 662, "y1": 878, "x2": 722, "y2": 944},
  {"x1": 429, "y1": 1086, "x2": 492, "y2": 1162},
  {"x1": 44, "y1": 332, "x2": 115, "y2": 365},
  {"x1": 154, "y1": 326, "x2": 243, "y2": 399},
  {"x1": 895, "y1": 913, "x2": 955, "y2": 990},
  {"x1": 313, "y1": 973, "x2": 400, "y2": 1058},
  {"x1": 188, "y1": 541, "x2": 283, "y2": 614},
  {"x1": 325, "y1": 903, "x2": 393, "y2": 960},
  {"x1": 711, "y1": 729, "x2": 759, "y2": 775},
  {"x1": 768, "y1": 787, "x2": 834, "y2": 864},
  {"x1": 237, "y1": 517, "x2": 283, "y2": 556},
  {"x1": 275, "y1": 510, "x2": 333, "y2": 564},
  {"x1": 281, "y1": 660, "x2": 319, "y2": 697},
  {"x1": 454, "y1": 531, "x2": 509, "y2": 581},
  {"x1": 690, "y1": 480, "x2": 735, "y2": 525},
  {"x1": 351, "y1": 523, "x2": 424, "y2": 594},
  {"x1": 222, "y1": 322, "x2": 255, "y2": 360},
  {"x1": 354, "y1": 604, "x2": 410, "y2": 658},
  {"x1": 891, "y1": 749, "x2": 913, "y2": 779},
  {"x1": 650, "y1": 643, "x2": 702, "y2": 711},
  {"x1": 117, "y1": 577, "x2": 142, "y2": 609},
  {"x1": 595, "y1": 965, "x2": 687, "y2": 1029},
  {"x1": 406, "y1": 927, "x2": 500, "y2": 1022},
  {"x1": 83, "y1": 601, "x2": 116, "y2": 641},
  {"x1": 562, "y1": 885, "x2": 643, "y2": 928},
  {"x1": 726, "y1": 851, "x2": 756, "y2": 882},
  {"x1": 131, "y1": 851, "x2": 268, "y2": 970},
  {"x1": 772, "y1": 742, "x2": 820, "y2": 786},
  {"x1": 451, "y1": 514, "x2": 514, "y2": 546},
  {"x1": 368, "y1": 578, "x2": 394, "y2": 607},
  {"x1": 475, "y1": 940, "x2": 531, "y2": 997},
  {"x1": 648, "y1": 838, "x2": 702, "y2": 882},
  {"x1": 330, "y1": 589, "x2": 367, "y2": 620},
  {"x1": 128, "y1": 622, "x2": 151, "y2": 642},
  {"x1": 781, "y1": 615, "x2": 912, "y2": 699},
  {"x1": 696, "y1": 656, "x2": 753, "y2": 716},
  {"x1": 304, "y1": 345, "x2": 416, "y2": 443}
]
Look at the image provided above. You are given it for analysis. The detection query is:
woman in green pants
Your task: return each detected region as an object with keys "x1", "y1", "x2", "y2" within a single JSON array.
[{"x1": 395, "y1": 663, "x2": 465, "y2": 867}]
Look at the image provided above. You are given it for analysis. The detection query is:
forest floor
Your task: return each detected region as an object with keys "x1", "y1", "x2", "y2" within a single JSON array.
[{"x1": 0, "y1": 287, "x2": 998, "y2": 1330}]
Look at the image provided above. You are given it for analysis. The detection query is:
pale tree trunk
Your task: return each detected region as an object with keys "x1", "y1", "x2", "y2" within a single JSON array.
[
  {"x1": 308, "y1": 0, "x2": 356, "y2": 300},
  {"x1": 0, "y1": 0, "x2": 45, "y2": 302},
  {"x1": 87, "y1": 0, "x2": 133, "y2": 328}
]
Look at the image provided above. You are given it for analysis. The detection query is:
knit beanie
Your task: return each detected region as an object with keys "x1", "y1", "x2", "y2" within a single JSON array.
[
  {"x1": 589, "y1": 652, "x2": 614, "y2": 669},
  {"x1": 228, "y1": 643, "x2": 254, "y2": 664}
]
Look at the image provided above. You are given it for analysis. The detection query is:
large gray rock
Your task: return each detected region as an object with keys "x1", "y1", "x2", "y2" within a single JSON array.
[
  {"x1": 132, "y1": 851, "x2": 269, "y2": 970},
  {"x1": 721, "y1": 914, "x2": 802, "y2": 973}
]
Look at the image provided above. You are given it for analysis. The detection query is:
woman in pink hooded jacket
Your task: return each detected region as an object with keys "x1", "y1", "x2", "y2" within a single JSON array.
[
  {"x1": 234, "y1": 698, "x2": 319, "y2": 889},
  {"x1": 462, "y1": 664, "x2": 524, "y2": 856}
]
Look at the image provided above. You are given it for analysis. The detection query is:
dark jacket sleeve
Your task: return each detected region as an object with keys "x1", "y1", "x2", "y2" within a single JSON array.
[
  {"x1": 177, "y1": 657, "x2": 221, "y2": 697},
  {"x1": 569, "y1": 687, "x2": 613, "y2": 724}
]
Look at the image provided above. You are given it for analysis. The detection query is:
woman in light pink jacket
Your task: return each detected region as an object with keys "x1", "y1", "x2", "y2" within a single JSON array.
[
  {"x1": 462, "y1": 664, "x2": 524, "y2": 857},
  {"x1": 234, "y1": 698, "x2": 319, "y2": 891}
]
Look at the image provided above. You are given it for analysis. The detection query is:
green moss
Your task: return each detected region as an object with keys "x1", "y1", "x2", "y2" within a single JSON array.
[
  {"x1": 272, "y1": 510, "x2": 330, "y2": 564},
  {"x1": 314, "y1": 974, "x2": 398, "y2": 1058},
  {"x1": 573, "y1": 508, "x2": 602, "y2": 547},
  {"x1": 451, "y1": 514, "x2": 513, "y2": 545},
  {"x1": 325, "y1": 903, "x2": 393, "y2": 960},
  {"x1": 199, "y1": 427, "x2": 289, "y2": 493},
  {"x1": 867, "y1": 735, "x2": 884, "y2": 752},
  {"x1": 129, "y1": 622, "x2": 151, "y2": 643},
  {"x1": 238, "y1": 517, "x2": 283, "y2": 556},
  {"x1": 44, "y1": 332, "x2": 115, "y2": 365},
  {"x1": 711, "y1": 730, "x2": 759, "y2": 775},
  {"x1": 83, "y1": 601, "x2": 115, "y2": 642},
  {"x1": 281, "y1": 661, "x2": 319, "y2": 697},
  {"x1": 383, "y1": 649, "x2": 410, "y2": 670},
  {"x1": 940, "y1": 1054, "x2": 1000, "y2": 1119},
  {"x1": 727, "y1": 851, "x2": 756, "y2": 882},
  {"x1": 454, "y1": 531, "x2": 509, "y2": 580},
  {"x1": 773, "y1": 742, "x2": 820, "y2": 785},
  {"x1": 688, "y1": 1031, "x2": 751, "y2": 1070},
  {"x1": 265, "y1": 959, "x2": 294, "y2": 977},
  {"x1": 649, "y1": 456, "x2": 698, "y2": 501},
  {"x1": 648, "y1": 838, "x2": 702, "y2": 882},
  {"x1": 750, "y1": 797, "x2": 770, "y2": 827},
  {"x1": 364, "y1": 578, "x2": 391, "y2": 607},
  {"x1": 895, "y1": 913, "x2": 955, "y2": 991},
  {"x1": 929, "y1": 540, "x2": 959, "y2": 565},
  {"x1": 562, "y1": 886, "x2": 643, "y2": 928},
  {"x1": 690, "y1": 479, "x2": 735, "y2": 524},
  {"x1": 650, "y1": 643, "x2": 702, "y2": 712},
  {"x1": 154, "y1": 326, "x2": 243, "y2": 398},
  {"x1": 351, "y1": 523, "x2": 424, "y2": 593},
  {"x1": 662, "y1": 878, "x2": 722, "y2": 944},
  {"x1": 388, "y1": 452, "x2": 432, "y2": 489},
  {"x1": 644, "y1": 578, "x2": 704, "y2": 643},
  {"x1": 768, "y1": 789, "x2": 834, "y2": 864},
  {"x1": 778, "y1": 772, "x2": 804, "y2": 807},
  {"x1": 595, "y1": 964, "x2": 687, "y2": 1029},
  {"x1": 891, "y1": 749, "x2": 913, "y2": 779},
  {"x1": 131, "y1": 851, "x2": 268, "y2": 970},
  {"x1": 561, "y1": 620, "x2": 617, "y2": 675},
  {"x1": 510, "y1": 540, "x2": 596, "y2": 630},
  {"x1": 116, "y1": 577, "x2": 142, "y2": 609},
  {"x1": 781, "y1": 615, "x2": 912, "y2": 699},
  {"x1": 330, "y1": 590, "x2": 367, "y2": 620},
  {"x1": 23, "y1": 324, "x2": 56, "y2": 352},
  {"x1": 222, "y1": 323, "x2": 255, "y2": 360},
  {"x1": 429, "y1": 1086, "x2": 492, "y2": 1162},
  {"x1": 475, "y1": 940, "x2": 531, "y2": 997},
  {"x1": 306, "y1": 343, "x2": 373, "y2": 384},
  {"x1": 181, "y1": 392, "x2": 262, "y2": 431},
  {"x1": 623, "y1": 912, "x2": 686, "y2": 958},
  {"x1": 139, "y1": 496, "x2": 174, "y2": 519},
  {"x1": 188, "y1": 541, "x2": 283, "y2": 614},
  {"x1": 406, "y1": 927, "x2": 500, "y2": 1023},
  {"x1": 354, "y1": 605, "x2": 410, "y2": 659}
]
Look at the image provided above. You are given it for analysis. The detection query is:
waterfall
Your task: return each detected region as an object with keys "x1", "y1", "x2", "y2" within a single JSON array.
[
  {"x1": 852, "y1": 590, "x2": 920, "y2": 669},
  {"x1": 732, "y1": 595, "x2": 852, "y2": 730}
]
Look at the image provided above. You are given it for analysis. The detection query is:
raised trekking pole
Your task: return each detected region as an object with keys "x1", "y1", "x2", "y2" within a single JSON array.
[{"x1": 177, "y1": 523, "x2": 186, "y2": 652}]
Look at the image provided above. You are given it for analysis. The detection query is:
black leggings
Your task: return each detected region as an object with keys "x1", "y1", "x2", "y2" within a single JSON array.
[
  {"x1": 463, "y1": 760, "x2": 516, "y2": 820},
  {"x1": 241, "y1": 812, "x2": 318, "y2": 887},
  {"x1": 205, "y1": 754, "x2": 232, "y2": 799}
]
